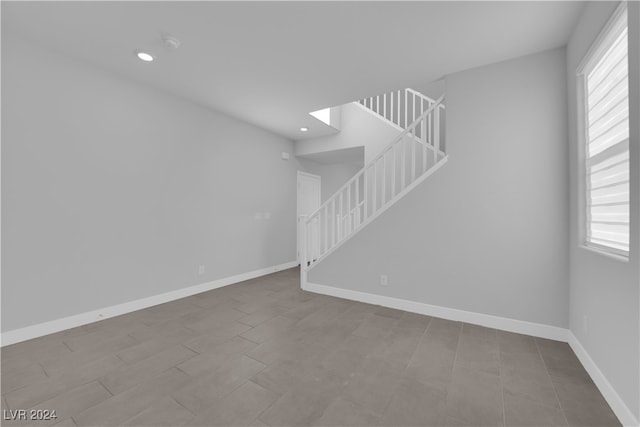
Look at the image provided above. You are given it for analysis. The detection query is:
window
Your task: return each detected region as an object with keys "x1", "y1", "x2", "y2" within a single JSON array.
[{"x1": 578, "y1": 3, "x2": 630, "y2": 257}]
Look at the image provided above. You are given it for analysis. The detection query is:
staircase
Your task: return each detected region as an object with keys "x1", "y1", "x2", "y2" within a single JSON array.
[
  {"x1": 356, "y1": 88, "x2": 445, "y2": 134},
  {"x1": 299, "y1": 89, "x2": 447, "y2": 286}
]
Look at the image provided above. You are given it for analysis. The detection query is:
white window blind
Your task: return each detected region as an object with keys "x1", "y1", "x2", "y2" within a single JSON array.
[{"x1": 582, "y1": 5, "x2": 629, "y2": 257}]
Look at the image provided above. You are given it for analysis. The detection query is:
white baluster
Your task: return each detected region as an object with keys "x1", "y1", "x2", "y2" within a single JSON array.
[
  {"x1": 324, "y1": 205, "x2": 328, "y2": 254},
  {"x1": 397, "y1": 90, "x2": 401, "y2": 127},
  {"x1": 401, "y1": 136, "x2": 406, "y2": 190},
  {"x1": 404, "y1": 90, "x2": 408, "y2": 128},
  {"x1": 411, "y1": 131, "x2": 416, "y2": 183},
  {"x1": 355, "y1": 174, "x2": 360, "y2": 224},
  {"x1": 346, "y1": 183, "x2": 351, "y2": 235},
  {"x1": 422, "y1": 117, "x2": 427, "y2": 174},
  {"x1": 383, "y1": 93, "x2": 387, "y2": 119},
  {"x1": 391, "y1": 144, "x2": 396, "y2": 198},
  {"x1": 372, "y1": 161, "x2": 377, "y2": 214},
  {"x1": 434, "y1": 103, "x2": 440, "y2": 163}
]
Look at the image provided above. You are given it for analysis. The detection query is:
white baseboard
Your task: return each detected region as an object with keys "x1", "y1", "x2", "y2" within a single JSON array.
[
  {"x1": 568, "y1": 332, "x2": 639, "y2": 427},
  {"x1": 1, "y1": 261, "x2": 298, "y2": 347},
  {"x1": 303, "y1": 282, "x2": 567, "y2": 341},
  {"x1": 304, "y1": 281, "x2": 638, "y2": 425}
]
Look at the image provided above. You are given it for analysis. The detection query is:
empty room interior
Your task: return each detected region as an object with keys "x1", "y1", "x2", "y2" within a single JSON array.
[{"x1": 1, "y1": 1, "x2": 639, "y2": 426}]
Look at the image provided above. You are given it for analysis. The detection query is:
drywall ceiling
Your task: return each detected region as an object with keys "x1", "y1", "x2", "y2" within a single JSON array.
[{"x1": 2, "y1": 1, "x2": 584, "y2": 141}]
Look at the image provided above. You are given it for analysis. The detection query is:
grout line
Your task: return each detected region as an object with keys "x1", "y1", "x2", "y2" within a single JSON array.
[
  {"x1": 96, "y1": 378, "x2": 114, "y2": 397},
  {"x1": 404, "y1": 314, "x2": 432, "y2": 369},
  {"x1": 442, "y1": 322, "x2": 463, "y2": 422},
  {"x1": 534, "y1": 339, "x2": 570, "y2": 426},
  {"x1": 38, "y1": 361, "x2": 51, "y2": 378},
  {"x1": 170, "y1": 395, "x2": 198, "y2": 416},
  {"x1": 249, "y1": 379, "x2": 280, "y2": 426},
  {"x1": 496, "y1": 339, "x2": 507, "y2": 427},
  {"x1": 62, "y1": 341, "x2": 74, "y2": 353}
]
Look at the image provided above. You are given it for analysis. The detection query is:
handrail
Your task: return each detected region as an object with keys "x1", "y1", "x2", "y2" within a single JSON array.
[
  {"x1": 356, "y1": 88, "x2": 445, "y2": 131},
  {"x1": 306, "y1": 94, "x2": 444, "y2": 222},
  {"x1": 300, "y1": 93, "x2": 446, "y2": 279}
]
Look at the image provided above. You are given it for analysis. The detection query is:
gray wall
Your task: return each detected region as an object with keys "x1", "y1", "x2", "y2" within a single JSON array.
[
  {"x1": 296, "y1": 102, "x2": 400, "y2": 163},
  {"x1": 566, "y1": 2, "x2": 640, "y2": 419},
  {"x1": 309, "y1": 48, "x2": 570, "y2": 328},
  {"x1": 297, "y1": 160, "x2": 362, "y2": 203},
  {"x1": 2, "y1": 33, "x2": 299, "y2": 332}
]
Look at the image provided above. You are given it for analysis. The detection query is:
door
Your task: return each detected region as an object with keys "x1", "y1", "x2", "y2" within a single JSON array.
[{"x1": 297, "y1": 171, "x2": 321, "y2": 263}]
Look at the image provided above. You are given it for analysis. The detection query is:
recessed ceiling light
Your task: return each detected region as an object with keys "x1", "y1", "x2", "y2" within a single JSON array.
[
  {"x1": 300, "y1": 127, "x2": 309, "y2": 132},
  {"x1": 136, "y1": 51, "x2": 154, "y2": 62}
]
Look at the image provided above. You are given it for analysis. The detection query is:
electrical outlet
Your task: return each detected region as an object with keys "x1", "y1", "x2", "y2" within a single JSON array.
[
  {"x1": 198, "y1": 265, "x2": 205, "y2": 275},
  {"x1": 380, "y1": 274, "x2": 388, "y2": 286}
]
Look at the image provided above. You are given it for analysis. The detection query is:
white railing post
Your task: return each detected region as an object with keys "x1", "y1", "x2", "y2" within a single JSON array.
[
  {"x1": 391, "y1": 144, "x2": 396, "y2": 197},
  {"x1": 300, "y1": 215, "x2": 308, "y2": 288},
  {"x1": 372, "y1": 161, "x2": 378, "y2": 214},
  {"x1": 307, "y1": 94, "x2": 445, "y2": 273},
  {"x1": 397, "y1": 90, "x2": 401, "y2": 127},
  {"x1": 363, "y1": 167, "x2": 368, "y2": 220},
  {"x1": 383, "y1": 93, "x2": 387, "y2": 119},
  {"x1": 390, "y1": 92, "x2": 395, "y2": 125},
  {"x1": 382, "y1": 153, "x2": 386, "y2": 206},
  {"x1": 434, "y1": 102, "x2": 440, "y2": 163},
  {"x1": 404, "y1": 90, "x2": 408, "y2": 128}
]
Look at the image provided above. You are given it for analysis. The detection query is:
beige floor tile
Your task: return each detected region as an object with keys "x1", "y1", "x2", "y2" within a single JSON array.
[
  {"x1": 380, "y1": 377, "x2": 447, "y2": 426},
  {"x1": 351, "y1": 313, "x2": 398, "y2": 341},
  {"x1": 182, "y1": 323, "x2": 253, "y2": 354},
  {"x1": 455, "y1": 326, "x2": 500, "y2": 376},
  {"x1": 445, "y1": 366, "x2": 503, "y2": 426},
  {"x1": 405, "y1": 328, "x2": 459, "y2": 392},
  {"x1": 121, "y1": 396, "x2": 194, "y2": 426},
  {"x1": 1, "y1": 363, "x2": 48, "y2": 394},
  {"x1": 5, "y1": 355, "x2": 124, "y2": 410},
  {"x1": 240, "y1": 316, "x2": 298, "y2": 344},
  {"x1": 177, "y1": 337, "x2": 257, "y2": 375},
  {"x1": 188, "y1": 381, "x2": 278, "y2": 427},
  {"x1": 52, "y1": 419, "x2": 77, "y2": 427},
  {"x1": 503, "y1": 393, "x2": 567, "y2": 426},
  {"x1": 312, "y1": 397, "x2": 381, "y2": 426},
  {"x1": 341, "y1": 357, "x2": 403, "y2": 416},
  {"x1": 73, "y1": 368, "x2": 192, "y2": 426},
  {"x1": 501, "y1": 366, "x2": 561, "y2": 409},
  {"x1": 173, "y1": 355, "x2": 265, "y2": 414},
  {"x1": 0, "y1": 268, "x2": 620, "y2": 427},
  {"x1": 41, "y1": 334, "x2": 138, "y2": 376},
  {"x1": 497, "y1": 331, "x2": 539, "y2": 354},
  {"x1": 26, "y1": 381, "x2": 112, "y2": 427},
  {"x1": 99, "y1": 345, "x2": 196, "y2": 394}
]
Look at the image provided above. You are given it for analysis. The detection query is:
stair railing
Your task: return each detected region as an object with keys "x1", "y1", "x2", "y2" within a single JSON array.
[
  {"x1": 356, "y1": 88, "x2": 445, "y2": 133},
  {"x1": 300, "y1": 95, "x2": 446, "y2": 284}
]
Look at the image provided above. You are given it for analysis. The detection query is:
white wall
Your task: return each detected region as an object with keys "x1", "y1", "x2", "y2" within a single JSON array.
[
  {"x1": 309, "y1": 48, "x2": 570, "y2": 328},
  {"x1": 566, "y1": 2, "x2": 640, "y2": 421},
  {"x1": 295, "y1": 102, "x2": 400, "y2": 163},
  {"x1": 1, "y1": 33, "x2": 299, "y2": 332}
]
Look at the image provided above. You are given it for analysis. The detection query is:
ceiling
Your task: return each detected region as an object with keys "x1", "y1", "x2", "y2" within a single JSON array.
[{"x1": 3, "y1": 1, "x2": 584, "y2": 141}]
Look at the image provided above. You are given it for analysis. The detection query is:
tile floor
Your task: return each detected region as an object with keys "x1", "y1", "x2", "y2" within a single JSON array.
[{"x1": 1, "y1": 268, "x2": 621, "y2": 426}]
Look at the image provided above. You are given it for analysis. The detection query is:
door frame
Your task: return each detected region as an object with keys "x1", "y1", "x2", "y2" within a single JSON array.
[{"x1": 297, "y1": 171, "x2": 321, "y2": 263}]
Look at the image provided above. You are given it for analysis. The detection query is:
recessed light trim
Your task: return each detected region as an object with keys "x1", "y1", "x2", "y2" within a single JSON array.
[
  {"x1": 136, "y1": 51, "x2": 154, "y2": 62},
  {"x1": 300, "y1": 127, "x2": 309, "y2": 132}
]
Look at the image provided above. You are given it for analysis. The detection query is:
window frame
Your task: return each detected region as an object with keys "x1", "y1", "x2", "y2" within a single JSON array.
[{"x1": 576, "y1": 1, "x2": 630, "y2": 260}]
